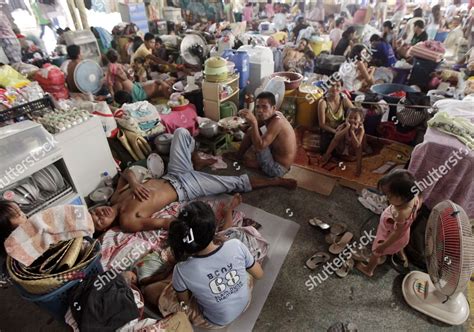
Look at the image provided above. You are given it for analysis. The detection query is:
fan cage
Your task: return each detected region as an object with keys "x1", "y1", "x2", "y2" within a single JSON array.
[{"x1": 426, "y1": 201, "x2": 474, "y2": 297}]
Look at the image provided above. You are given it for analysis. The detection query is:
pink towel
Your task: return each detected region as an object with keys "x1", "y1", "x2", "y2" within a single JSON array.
[{"x1": 4, "y1": 205, "x2": 94, "y2": 266}]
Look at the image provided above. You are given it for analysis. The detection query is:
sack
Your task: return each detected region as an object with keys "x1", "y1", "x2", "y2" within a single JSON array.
[
  {"x1": 34, "y1": 64, "x2": 66, "y2": 86},
  {"x1": 396, "y1": 92, "x2": 431, "y2": 128},
  {"x1": 92, "y1": 102, "x2": 118, "y2": 138},
  {"x1": 114, "y1": 101, "x2": 165, "y2": 138},
  {"x1": 405, "y1": 204, "x2": 430, "y2": 271}
]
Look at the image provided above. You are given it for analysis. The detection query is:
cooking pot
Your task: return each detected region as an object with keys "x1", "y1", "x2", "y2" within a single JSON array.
[
  {"x1": 154, "y1": 133, "x2": 173, "y2": 155},
  {"x1": 199, "y1": 120, "x2": 219, "y2": 138}
]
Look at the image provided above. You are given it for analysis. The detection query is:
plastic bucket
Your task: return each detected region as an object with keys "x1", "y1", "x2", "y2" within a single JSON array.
[
  {"x1": 296, "y1": 85, "x2": 322, "y2": 127},
  {"x1": 370, "y1": 83, "x2": 417, "y2": 104},
  {"x1": 222, "y1": 50, "x2": 250, "y2": 89}
]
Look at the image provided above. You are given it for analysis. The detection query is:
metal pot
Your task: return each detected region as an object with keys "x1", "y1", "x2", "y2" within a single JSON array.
[
  {"x1": 199, "y1": 120, "x2": 219, "y2": 138},
  {"x1": 154, "y1": 133, "x2": 173, "y2": 155}
]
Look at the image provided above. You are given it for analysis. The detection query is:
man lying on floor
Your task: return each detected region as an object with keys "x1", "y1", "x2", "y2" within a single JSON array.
[
  {"x1": 90, "y1": 128, "x2": 296, "y2": 233},
  {"x1": 226, "y1": 91, "x2": 297, "y2": 178}
]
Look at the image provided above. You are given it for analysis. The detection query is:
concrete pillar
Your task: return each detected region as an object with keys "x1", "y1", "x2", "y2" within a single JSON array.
[
  {"x1": 76, "y1": 0, "x2": 89, "y2": 30},
  {"x1": 66, "y1": 0, "x2": 82, "y2": 30}
]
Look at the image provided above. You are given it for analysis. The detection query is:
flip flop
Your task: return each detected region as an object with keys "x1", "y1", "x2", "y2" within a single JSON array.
[
  {"x1": 329, "y1": 232, "x2": 354, "y2": 255},
  {"x1": 351, "y1": 246, "x2": 371, "y2": 263},
  {"x1": 330, "y1": 222, "x2": 347, "y2": 235},
  {"x1": 308, "y1": 218, "x2": 330, "y2": 230},
  {"x1": 305, "y1": 252, "x2": 330, "y2": 270},
  {"x1": 325, "y1": 232, "x2": 343, "y2": 245},
  {"x1": 335, "y1": 258, "x2": 355, "y2": 278}
]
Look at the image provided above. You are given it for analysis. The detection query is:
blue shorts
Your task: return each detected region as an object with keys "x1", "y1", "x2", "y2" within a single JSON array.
[{"x1": 256, "y1": 147, "x2": 289, "y2": 178}]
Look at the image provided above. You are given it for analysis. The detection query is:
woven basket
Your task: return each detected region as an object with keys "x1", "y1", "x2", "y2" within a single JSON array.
[{"x1": 7, "y1": 238, "x2": 101, "y2": 295}]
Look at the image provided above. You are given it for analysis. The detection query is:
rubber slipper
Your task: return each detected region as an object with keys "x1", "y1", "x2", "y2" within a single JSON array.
[
  {"x1": 325, "y1": 232, "x2": 343, "y2": 245},
  {"x1": 308, "y1": 218, "x2": 330, "y2": 230},
  {"x1": 305, "y1": 252, "x2": 330, "y2": 270},
  {"x1": 351, "y1": 246, "x2": 371, "y2": 263},
  {"x1": 335, "y1": 258, "x2": 355, "y2": 278},
  {"x1": 329, "y1": 232, "x2": 354, "y2": 255},
  {"x1": 330, "y1": 222, "x2": 347, "y2": 235}
]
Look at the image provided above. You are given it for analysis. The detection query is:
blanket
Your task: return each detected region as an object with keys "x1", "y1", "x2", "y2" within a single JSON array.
[
  {"x1": 100, "y1": 199, "x2": 267, "y2": 275},
  {"x1": 5, "y1": 205, "x2": 94, "y2": 266}
]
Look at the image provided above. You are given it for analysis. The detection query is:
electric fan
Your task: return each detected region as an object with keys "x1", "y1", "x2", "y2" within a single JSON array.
[
  {"x1": 180, "y1": 32, "x2": 211, "y2": 67},
  {"x1": 74, "y1": 60, "x2": 104, "y2": 101},
  {"x1": 402, "y1": 200, "x2": 474, "y2": 325},
  {"x1": 254, "y1": 77, "x2": 286, "y2": 110}
]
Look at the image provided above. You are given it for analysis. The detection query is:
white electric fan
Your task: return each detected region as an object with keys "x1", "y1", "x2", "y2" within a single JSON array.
[
  {"x1": 402, "y1": 200, "x2": 474, "y2": 325},
  {"x1": 74, "y1": 59, "x2": 104, "y2": 101},
  {"x1": 254, "y1": 76, "x2": 286, "y2": 110},
  {"x1": 180, "y1": 32, "x2": 211, "y2": 67}
]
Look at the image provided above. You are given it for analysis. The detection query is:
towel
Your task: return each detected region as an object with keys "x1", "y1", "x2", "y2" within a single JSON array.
[
  {"x1": 4, "y1": 205, "x2": 94, "y2": 267},
  {"x1": 428, "y1": 111, "x2": 474, "y2": 149}
]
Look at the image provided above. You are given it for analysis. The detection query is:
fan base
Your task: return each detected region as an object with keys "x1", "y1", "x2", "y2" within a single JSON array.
[{"x1": 402, "y1": 271, "x2": 470, "y2": 325}]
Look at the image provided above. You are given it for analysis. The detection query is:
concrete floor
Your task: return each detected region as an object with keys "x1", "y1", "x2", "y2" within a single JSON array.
[{"x1": 0, "y1": 166, "x2": 469, "y2": 332}]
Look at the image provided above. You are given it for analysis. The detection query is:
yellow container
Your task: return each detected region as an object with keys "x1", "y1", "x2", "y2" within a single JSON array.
[
  {"x1": 296, "y1": 85, "x2": 323, "y2": 127},
  {"x1": 309, "y1": 39, "x2": 332, "y2": 56}
]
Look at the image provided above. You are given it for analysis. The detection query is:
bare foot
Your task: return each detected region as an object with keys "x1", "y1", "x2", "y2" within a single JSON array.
[
  {"x1": 227, "y1": 193, "x2": 243, "y2": 211},
  {"x1": 355, "y1": 262, "x2": 374, "y2": 277},
  {"x1": 277, "y1": 178, "x2": 297, "y2": 190},
  {"x1": 192, "y1": 153, "x2": 217, "y2": 170},
  {"x1": 243, "y1": 159, "x2": 260, "y2": 169},
  {"x1": 223, "y1": 151, "x2": 242, "y2": 161}
]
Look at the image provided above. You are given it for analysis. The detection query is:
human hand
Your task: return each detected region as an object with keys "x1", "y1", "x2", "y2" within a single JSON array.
[
  {"x1": 239, "y1": 109, "x2": 257, "y2": 126},
  {"x1": 131, "y1": 183, "x2": 151, "y2": 201}
]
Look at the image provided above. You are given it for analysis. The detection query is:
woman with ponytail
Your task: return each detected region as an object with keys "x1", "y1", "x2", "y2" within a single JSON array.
[{"x1": 144, "y1": 200, "x2": 264, "y2": 328}]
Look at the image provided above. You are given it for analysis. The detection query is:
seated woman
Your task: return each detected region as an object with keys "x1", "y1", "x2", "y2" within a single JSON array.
[
  {"x1": 338, "y1": 44, "x2": 375, "y2": 92},
  {"x1": 282, "y1": 38, "x2": 314, "y2": 74},
  {"x1": 143, "y1": 200, "x2": 263, "y2": 329},
  {"x1": 333, "y1": 26, "x2": 356, "y2": 56},
  {"x1": 317, "y1": 78, "x2": 354, "y2": 156},
  {"x1": 320, "y1": 108, "x2": 366, "y2": 176},
  {"x1": 369, "y1": 34, "x2": 397, "y2": 67}
]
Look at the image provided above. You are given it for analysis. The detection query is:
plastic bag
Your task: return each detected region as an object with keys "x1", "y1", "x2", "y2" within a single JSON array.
[
  {"x1": 0, "y1": 65, "x2": 30, "y2": 88},
  {"x1": 92, "y1": 102, "x2": 118, "y2": 138}
]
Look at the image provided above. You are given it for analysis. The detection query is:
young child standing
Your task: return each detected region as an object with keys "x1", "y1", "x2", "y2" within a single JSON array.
[
  {"x1": 356, "y1": 170, "x2": 422, "y2": 277},
  {"x1": 144, "y1": 199, "x2": 263, "y2": 328},
  {"x1": 321, "y1": 108, "x2": 366, "y2": 176}
]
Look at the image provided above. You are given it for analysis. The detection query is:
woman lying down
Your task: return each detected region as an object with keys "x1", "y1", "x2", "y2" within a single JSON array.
[{"x1": 105, "y1": 194, "x2": 266, "y2": 329}]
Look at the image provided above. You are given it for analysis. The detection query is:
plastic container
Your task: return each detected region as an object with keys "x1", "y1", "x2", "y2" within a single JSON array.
[
  {"x1": 309, "y1": 36, "x2": 332, "y2": 56},
  {"x1": 370, "y1": 83, "x2": 418, "y2": 105},
  {"x1": 14, "y1": 253, "x2": 103, "y2": 323},
  {"x1": 222, "y1": 50, "x2": 250, "y2": 89}
]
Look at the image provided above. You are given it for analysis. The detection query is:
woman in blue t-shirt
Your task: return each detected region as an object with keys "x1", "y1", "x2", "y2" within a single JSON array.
[
  {"x1": 144, "y1": 199, "x2": 264, "y2": 328},
  {"x1": 370, "y1": 34, "x2": 397, "y2": 67}
]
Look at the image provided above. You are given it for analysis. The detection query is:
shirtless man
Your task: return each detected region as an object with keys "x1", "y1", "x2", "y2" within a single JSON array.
[
  {"x1": 105, "y1": 49, "x2": 173, "y2": 103},
  {"x1": 90, "y1": 128, "x2": 296, "y2": 233},
  {"x1": 227, "y1": 91, "x2": 297, "y2": 178}
]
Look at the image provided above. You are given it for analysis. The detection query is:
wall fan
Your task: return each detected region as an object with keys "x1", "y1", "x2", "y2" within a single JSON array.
[{"x1": 402, "y1": 200, "x2": 474, "y2": 325}]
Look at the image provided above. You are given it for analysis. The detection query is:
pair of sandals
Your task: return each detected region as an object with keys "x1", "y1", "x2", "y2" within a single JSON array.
[{"x1": 306, "y1": 220, "x2": 355, "y2": 278}]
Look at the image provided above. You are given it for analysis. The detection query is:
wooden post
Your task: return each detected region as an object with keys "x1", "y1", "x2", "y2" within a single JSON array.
[
  {"x1": 76, "y1": 0, "x2": 89, "y2": 30},
  {"x1": 66, "y1": 0, "x2": 82, "y2": 30}
]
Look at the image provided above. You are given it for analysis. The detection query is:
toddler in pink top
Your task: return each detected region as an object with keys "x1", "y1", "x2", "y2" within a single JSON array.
[{"x1": 356, "y1": 170, "x2": 421, "y2": 277}]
